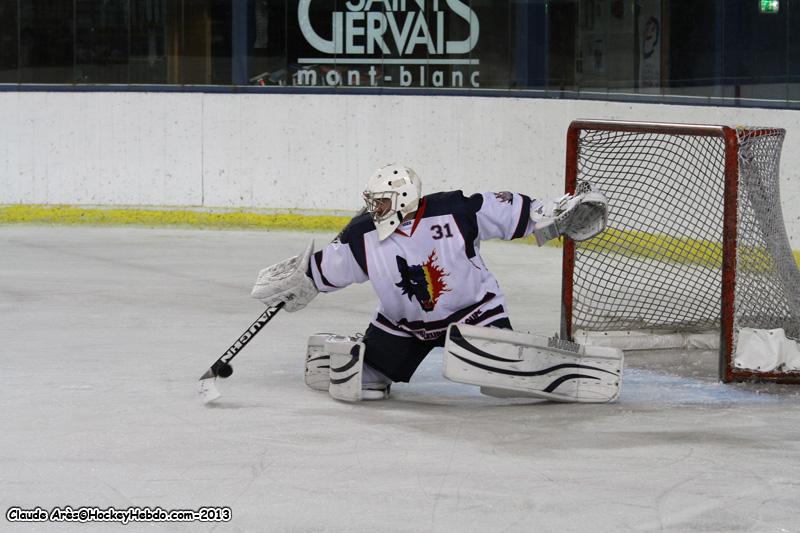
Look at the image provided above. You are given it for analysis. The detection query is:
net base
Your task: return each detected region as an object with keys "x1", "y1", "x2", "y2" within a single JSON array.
[
  {"x1": 575, "y1": 329, "x2": 719, "y2": 351},
  {"x1": 576, "y1": 328, "x2": 800, "y2": 383}
]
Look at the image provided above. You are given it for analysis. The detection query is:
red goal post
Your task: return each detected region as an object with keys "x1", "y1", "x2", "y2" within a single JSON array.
[{"x1": 560, "y1": 120, "x2": 800, "y2": 383}]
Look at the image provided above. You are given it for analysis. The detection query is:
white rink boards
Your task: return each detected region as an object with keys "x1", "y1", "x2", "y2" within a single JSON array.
[{"x1": 2, "y1": 226, "x2": 799, "y2": 533}]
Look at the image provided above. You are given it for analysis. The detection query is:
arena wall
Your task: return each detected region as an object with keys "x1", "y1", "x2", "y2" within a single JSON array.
[{"x1": 0, "y1": 91, "x2": 798, "y2": 245}]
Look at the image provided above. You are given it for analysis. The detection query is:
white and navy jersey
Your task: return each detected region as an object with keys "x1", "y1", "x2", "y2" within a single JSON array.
[{"x1": 308, "y1": 191, "x2": 537, "y2": 341}]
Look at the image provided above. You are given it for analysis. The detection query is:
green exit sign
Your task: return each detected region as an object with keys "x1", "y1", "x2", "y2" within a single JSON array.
[{"x1": 760, "y1": 0, "x2": 779, "y2": 13}]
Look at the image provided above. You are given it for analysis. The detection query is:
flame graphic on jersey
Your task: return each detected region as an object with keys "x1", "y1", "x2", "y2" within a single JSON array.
[
  {"x1": 395, "y1": 251, "x2": 451, "y2": 312},
  {"x1": 422, "y1": 251, "x2": 450, "y2": 304}
]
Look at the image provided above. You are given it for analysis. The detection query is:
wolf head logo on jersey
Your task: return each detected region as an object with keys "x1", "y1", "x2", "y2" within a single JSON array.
[
  {"x1": 395, "y1": 251, "x2": 450, "y2": 312},
  {"x1": 494, "y1": 191, "x2": 513, "y2": 204}
]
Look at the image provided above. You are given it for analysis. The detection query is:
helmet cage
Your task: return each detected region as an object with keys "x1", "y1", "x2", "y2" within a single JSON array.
[
  {"x1": 363, "y1": 164, "x2": 422, "y2": 240},
  {"x1": 363, "y1": 189, "x2": 401, "y2": 224}
]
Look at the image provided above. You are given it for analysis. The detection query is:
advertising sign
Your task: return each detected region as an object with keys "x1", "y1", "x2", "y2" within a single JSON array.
[{"x1": 294, "y1": 0, "x2": 481, "y2": 88}]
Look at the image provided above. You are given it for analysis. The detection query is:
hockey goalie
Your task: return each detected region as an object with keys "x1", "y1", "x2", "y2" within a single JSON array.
[{"x1": 251, "y1": 164, "x2": 622, "y2": 403}]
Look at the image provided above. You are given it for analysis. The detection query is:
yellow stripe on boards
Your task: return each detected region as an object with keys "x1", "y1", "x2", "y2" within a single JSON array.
[
  {"x1": 2, "y1": 205, "x2": 799, "y2": 268},
  {"x1": 519, "y1": 227, "x2": 800, "y2": 269},
  {"x1": 0, "y1": 205, "x2": 351, "y2": 233}
]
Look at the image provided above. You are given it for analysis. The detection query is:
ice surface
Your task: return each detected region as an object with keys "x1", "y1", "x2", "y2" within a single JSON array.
[{"x1": 1, "y1": 226, "x2": 799, "y2": 533}]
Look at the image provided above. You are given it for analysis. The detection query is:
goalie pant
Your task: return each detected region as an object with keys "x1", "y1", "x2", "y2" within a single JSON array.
[{"x1": 307, "y1": 189, "x2": 539, "y2": 383}]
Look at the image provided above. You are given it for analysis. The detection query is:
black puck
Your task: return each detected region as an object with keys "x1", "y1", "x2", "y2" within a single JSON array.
[{"x1": 217, "y1": 363, "x2": 234, "y2": 378}]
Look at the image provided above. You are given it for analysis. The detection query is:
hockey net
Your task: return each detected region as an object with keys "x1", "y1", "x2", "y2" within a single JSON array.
[{"x1": 560, "y1": 120, "x2": 800, "y2": 382}]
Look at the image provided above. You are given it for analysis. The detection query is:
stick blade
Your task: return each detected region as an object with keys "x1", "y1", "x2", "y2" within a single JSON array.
[
  {"x1": 198, "y1": 377, "x2": 222, "y2": 403},
  {"x1": 199, "y1": 367, "x2": 217, "y2": 380}
]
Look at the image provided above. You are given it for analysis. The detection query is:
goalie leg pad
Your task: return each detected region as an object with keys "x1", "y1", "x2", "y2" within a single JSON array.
[
  {"x1": 326, "y1": 336, "x2": 390, "y2": 402},
  {"x1": 305, "y1": 333, "x2": 333, "y2": 391},
  {"x1": 443, "y1": 324, "x2": 623, "y2": 403}
]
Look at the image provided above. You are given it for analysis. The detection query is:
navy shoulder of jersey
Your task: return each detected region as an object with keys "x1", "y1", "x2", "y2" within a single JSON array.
[
  {"x1": 337, "y1": 211, "x2": 374, "y2": 275},
  {"x1": 422, "y1": 190, "x2": 482, "y2": 258},
  {"x1": 338, "y1": 211, "x2": 374, "y2": 242},
  {"x1": 421, "y1": 190, "x2": 483, "y2": 218}
]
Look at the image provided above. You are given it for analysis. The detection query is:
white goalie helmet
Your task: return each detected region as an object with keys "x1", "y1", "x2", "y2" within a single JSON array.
[{"x1": 363, "y1": 164, "x2": 422, "y2": 241}]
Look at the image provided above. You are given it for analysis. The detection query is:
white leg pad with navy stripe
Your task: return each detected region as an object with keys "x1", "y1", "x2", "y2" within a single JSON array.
[
  {"x1": 443, "y1": 324, "x2": 623, "y2": 403},
  {"x1": 305, "y1": 333, "x2": 334, "y2": 391},
  {"x1": 326, "y1": 335, "x2": 390, "y2": 402}
]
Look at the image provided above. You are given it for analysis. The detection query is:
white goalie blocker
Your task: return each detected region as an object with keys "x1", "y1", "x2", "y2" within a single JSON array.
[{"x1": 443, "y1": 324, "x2": 624, "y2": 403}]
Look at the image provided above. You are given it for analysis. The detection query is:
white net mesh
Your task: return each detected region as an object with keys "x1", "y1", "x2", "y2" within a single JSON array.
[
  {"x1": 734, "y1": 128, "x2": 800, "y2": 340},
  {"x1": 564, "y1": 122, "x2": 800, "y2": 380}
]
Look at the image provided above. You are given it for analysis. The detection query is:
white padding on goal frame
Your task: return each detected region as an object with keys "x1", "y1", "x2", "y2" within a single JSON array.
[
  {"x1": 734, "y1": 328, "x2": 800, "y2": 372},
  {"x1": 574, "y1": 329, "x2": 720, "y2": 351}
]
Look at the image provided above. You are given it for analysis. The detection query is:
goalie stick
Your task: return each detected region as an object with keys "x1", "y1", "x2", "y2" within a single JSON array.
[
  {"x1": 198, "y1": 302, "x2": 285, "y2": 402},
  {"x1": 198, "y1": 208, "x2": 366, "y2": 403}
]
